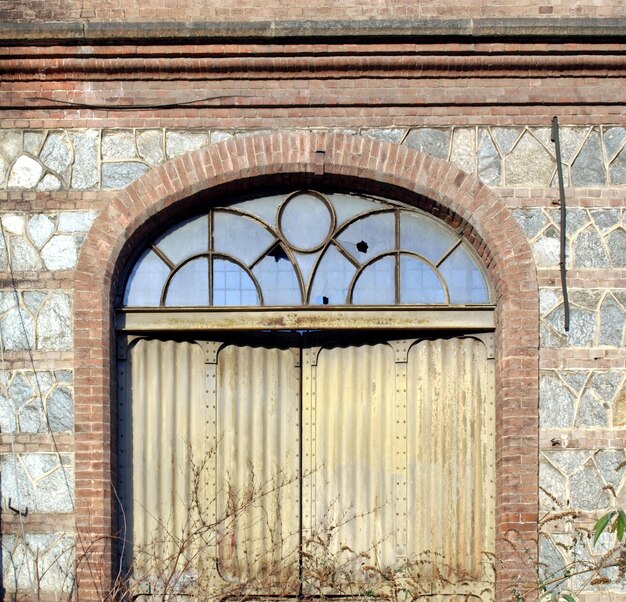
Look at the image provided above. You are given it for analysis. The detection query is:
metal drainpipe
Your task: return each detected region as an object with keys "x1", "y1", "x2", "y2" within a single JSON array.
[{"x1": 551, "y1": 116, "x2": 570, "y2": 332}]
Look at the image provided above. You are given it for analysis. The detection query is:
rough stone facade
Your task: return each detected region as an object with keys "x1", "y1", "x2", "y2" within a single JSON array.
[{"x1": 0, "y1": 4, "x2": 625, "y2": 602}]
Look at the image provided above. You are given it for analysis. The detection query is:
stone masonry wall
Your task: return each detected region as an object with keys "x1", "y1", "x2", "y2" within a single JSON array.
[{"x1": 1, "y1": 125, "x2": 625, "y2": 599}]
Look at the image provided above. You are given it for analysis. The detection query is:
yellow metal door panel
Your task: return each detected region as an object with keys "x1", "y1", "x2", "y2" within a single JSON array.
[
  {"x1": 121, "y1": 338, "x2": 207, "y2": 580},
  {"x1": 305, "y1": 342, "x2": 398, "y2": 592},
  {"x1": 407, "y1": 337, "x2": 495, "y2": 594},
  {"x1": 215, "y1": 344, "x2": 301, "y2": 588}
]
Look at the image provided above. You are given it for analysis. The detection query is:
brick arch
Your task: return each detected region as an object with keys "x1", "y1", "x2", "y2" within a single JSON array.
[{"x1": 74, "y1": 131, "x2": 539, "y2": 600}]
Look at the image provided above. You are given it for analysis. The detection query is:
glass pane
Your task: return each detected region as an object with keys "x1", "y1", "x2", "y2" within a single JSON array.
[
  {"x1": 253, "y1": 255, "x2": 301, "y2": 306},
  {"x1": 351, "y1": 256, "x2": 396, "y2": 304},
  {"x1": 165, "y1": 257, "x2": 209, "y2": 306},
  {"x1": 309, "y1": 245, "x2": 356, "y2": 305},
  {"x1": 123, "y1": 249, "x2": 169, "y2": 306},
  {"x1": 213, "y1": 212, "x2": 275, "y2": 266},
  {"x1": 280, "y1": 193, "x2": 332, "y2": 250},
  {"x1": 328, "y1": 193, "x2": 385, "y2": 226},
  {"x1": 155, "y1": 215, "x2": 208, "y2": 265},
  {"x1": 235, "y1": 194, "x2": 284, "y2": 228},
  {"x1": 400, "y1": 256, "x2": 446, "y2": 304},
  {"x1": 439, "y1": 245, "x2": 490, "y2": 304},
  {"x1": 293, "y1": 250, "x2": 321, "y2": 290},
  {"x1": 400, "y1": 211, "x2": 458, "y2": 264},
  {"x1": 336, "y1": 212, "x2": 396, "y2": 263},
  {"x1": 213, "y1": 259, "x2": 259, "y2": 306}
]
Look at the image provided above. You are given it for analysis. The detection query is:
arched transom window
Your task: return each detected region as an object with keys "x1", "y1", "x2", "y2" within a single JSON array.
[{"x1": 123, "y1": 191, "x2": 491, "y2": 308}]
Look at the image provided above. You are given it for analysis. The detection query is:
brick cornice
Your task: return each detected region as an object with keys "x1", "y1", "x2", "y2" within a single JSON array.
[{"x1": 3, "y1": 52, "x2": 626, "y2": 81}]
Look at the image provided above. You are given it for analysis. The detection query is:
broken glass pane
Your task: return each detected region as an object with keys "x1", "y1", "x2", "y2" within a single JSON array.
[
  {"x1": 213, "y1": 259, "x2": 259, "y2": 306},
  {"x1": 165, "y1": 257, "x2": 209, "y2": 306},
  {"x1": 155, "y1": 215, "x2": 208, "y2": 265},
  {"x1": 336, "y1": 212, "x2": 395, "y2": 263},
  {"x1": 214, "y1": 211, "x2": 275, "y2": 266},
  {"x1": 309, "y1": 245, "x2": 356, "y2": 305},
  {"x1": 351, "y1": 256, "x2": 396, "y2": 304},
  {"x1": 400, "y1": 256, "x2": 446, "y2": 304},
  {"x1": 280, "y1": 193, "x2": 332, "y2": 251},
  {"x1": 253, "y1": 254, "x2": 301, "y2": 305},
  {"x1": 439, "y1": 246, "x2": 489, "y2": 304},
  {"x1": 400, "y1": 211, "x2": 457, "y2": 264},
  {"x1": 123, "y1": 249, "x2": 169, "y2": 306}
]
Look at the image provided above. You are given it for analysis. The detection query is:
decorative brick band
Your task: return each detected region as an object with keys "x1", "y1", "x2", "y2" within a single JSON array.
[{"x1": 73, "y1": 131, "x2": 539, "y2": 600}]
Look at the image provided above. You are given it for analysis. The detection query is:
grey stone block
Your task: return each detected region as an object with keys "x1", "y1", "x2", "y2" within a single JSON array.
[
  {"x1": 505, "y1": 131, "x2": 555, "y2": 186},
  {"x1": 36, "y1": 292, "x2": 72, "y2": 351},
  {"x1": 102, "y1": 130, "x2": 137, "y2": 160},
  {"x1": 477, "y1": 129, "x2": 501, "y2": 186},
  {"x1": 607, "y1": 228, "x2": 626, "y2": 267},
  {"x1": 361, "y1": 128, "x2": 406, "y2": 144},
  {"x1": 27, "y1": 214, "x2": 55, "y2": 249},
  {"x1": 39, "y1": 131, "x2": 72, "y2": 176},
  {"x1": 540, "y1": 373, "x2": 576, "y2": 428},
  {"x1": 571, "y1": 129, "x2": 606, "y2": 186},
  {"x1": 102, "y1": 161, "x2": 149, "y2": 189},
  {"x1": 69, "y1": 130, "x2": 99, "y2": 189},
  {"x1": 137, "y1": 129, "x2": 164, "y2": 166},
  {"x1": 603, "y1": 126, "x2": 626, "y2": 161},
  {"x1": 573, "y1": 228, "x2": 609, "y2": 268},
  {"x1": 166, "y1": 130, "x2": 209, "y2": 159},
  {"x1": 8, "y1": 155, "x2": 43, "y2": 189},
  {"x1": 512, "y1": 208, "x2": 548, "y2": 240},
  {"x1": 9, "y1": 236, "x2": 43, "y2": 271},
  {"x1": 570, "y1": 463, "x2": 610, "y2": 510},
  {"x1": 598, "y1": 295, "x2": 625, "y2": 347},
  {"x1": 404, "y1": 127, "x2": 450, "y2": 159},
  {"x1": 41, "y1": 235, "x2": 79, "y2": 270}
]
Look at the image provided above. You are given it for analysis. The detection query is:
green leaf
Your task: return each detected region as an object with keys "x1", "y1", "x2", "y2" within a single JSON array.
[
  {"x1": 550, "y1": 591, "x2": 557, "y2": 602},
  {"x1": 562, "y1": 595, "x2": 576, "y2": 602},
  {"x1": 593, "y1": 511, "x2": 616, "y2": 545},
  {"x1": 617, "y1": 510, "x2": 626, "y2": 541}
]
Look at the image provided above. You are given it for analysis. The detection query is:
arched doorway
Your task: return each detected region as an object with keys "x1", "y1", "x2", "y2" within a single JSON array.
[
  {"x1": 72, "y1": 132, "x2": 539, "y2": 602},
  {"x1": 116, "y1": 190, "x2": 496, "y2": 599}
]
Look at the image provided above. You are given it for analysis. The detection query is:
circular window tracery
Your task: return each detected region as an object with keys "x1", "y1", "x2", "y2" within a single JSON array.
[{"x1": 122, "y1": 191, "x2": 492, "y2": 308}]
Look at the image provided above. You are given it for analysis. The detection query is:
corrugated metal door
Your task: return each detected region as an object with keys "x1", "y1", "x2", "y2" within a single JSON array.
[
  {"x1": 118, "y1": 338, "x2": 208, "y2": 585},
  {"x1": 119, "y1": 333, "x2": 494, "y2": 600}
]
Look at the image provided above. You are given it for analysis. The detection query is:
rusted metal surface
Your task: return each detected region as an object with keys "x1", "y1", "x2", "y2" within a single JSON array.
[{"x1": 117, "y1": 307, "x2": 495, "y2": 332}]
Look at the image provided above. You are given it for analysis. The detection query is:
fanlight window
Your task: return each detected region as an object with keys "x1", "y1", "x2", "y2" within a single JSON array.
[{"x1": 123, "y1": 191, "x2": 491, "y2": 308}]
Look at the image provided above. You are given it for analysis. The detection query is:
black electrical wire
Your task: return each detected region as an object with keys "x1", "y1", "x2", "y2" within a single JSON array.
[{"x1": 551, "y1": 115, "x2": 570, "y2": 332}]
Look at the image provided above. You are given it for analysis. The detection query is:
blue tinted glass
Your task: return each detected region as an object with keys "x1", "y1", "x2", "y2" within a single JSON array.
[
  {"x1": 213, "y1": 259, "x2": 259, "y2": 306},
  {"x1": 327, "y1": 193, "x2": 385, "y2": 226},
  {"x1": 400, "y1": 211, "x2": 457, "y2": 264},
  {"x1": 155, "y1": 215, "x2": 208, "y2": 265},
  {"x1": 351, "y1": 256, "x2": 396, "y2": 304},
  {"x1": 309, "y1": 245, "x2": 356, "y2": 305},
  {"x1": 214, "y1": 212, "x2": 275, "y2": 266},
  {"x1": 439, "y1": 246, "x2": 490, "y2": 304},
  {"x1": 280, "y1": 193, "x2": 332, "y2": 251},
  {"x1": 165, "y1": 258, "x2": 209, "y2": 306},
  {"x1": 400, "y1": 256, "x2": 446, "y2": 304},
  {"x1": 124, "y1": 249, "x2": 169, "y2": 306},
  {"x1": 235, "y1": 195, "x2": 283, "y2": 228},
  {"x1": 253, "y1": 254, "x2": 301, "y2": 306}
]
